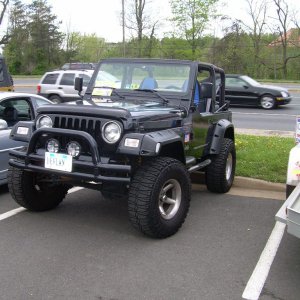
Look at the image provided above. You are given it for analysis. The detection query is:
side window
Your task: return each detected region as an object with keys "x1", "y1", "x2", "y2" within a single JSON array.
[
  {"x1": 79, "y1": 74, "x2": 91, "y2": 87},
  {"x1": 0, "y1": 99, "x2": 31, "y2": 126},
  {"x1": 33, "y1": 97, "x2": 50, "y2": 107},
  {"x1": 42, "y1": 73, "x2": 59, "y2": 84},
  {"x1": 226, "y1": 77, "x2": 245, "y2": 87},
  {"x1": 60, "y1": 73, "x2": 75, "y2": 86}
]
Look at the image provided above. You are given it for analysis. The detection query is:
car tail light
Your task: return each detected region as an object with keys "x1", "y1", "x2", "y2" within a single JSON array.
[{"x1": 37, "y1": 85, "x2": 41, "y2": 94}]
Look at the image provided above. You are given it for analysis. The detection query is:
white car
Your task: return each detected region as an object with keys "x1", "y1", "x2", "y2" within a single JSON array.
[{"x1": 37, "y1": 69, "x2": 94, "y2": 103}]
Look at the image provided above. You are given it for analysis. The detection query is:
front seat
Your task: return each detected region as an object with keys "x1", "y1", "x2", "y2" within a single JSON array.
[
  {"x1": 3, "y1": 106, "x2": 18, "y2": 127},
  {"x1": 139, "y1": 77, "x2": 158, "y2": 89}
]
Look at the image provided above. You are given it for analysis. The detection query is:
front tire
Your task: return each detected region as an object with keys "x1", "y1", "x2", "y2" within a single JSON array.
[
  {"x1": 206, "y1": 138, "x2": 236, "y2": 193},
  {"x1": 260, "y1": 94, "x2": 276, "y2": 109},
  {"x1": 128, "y1": 157, "x2": 191, "y2": 238},
  {"x1": 8, "y1": 166, "x2": 69, "y2": 211}
]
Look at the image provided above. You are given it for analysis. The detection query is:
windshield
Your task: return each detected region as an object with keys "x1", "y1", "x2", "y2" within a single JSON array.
[
  {"x1": 241, "y1": 75, "x2": 261, "y2": 87},
  {"x1": 90, "y1": 61, "x2": 191, "y2": 98}
]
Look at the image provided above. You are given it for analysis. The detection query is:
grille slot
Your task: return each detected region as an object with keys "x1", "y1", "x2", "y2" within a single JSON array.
[{"x1": 53, "y1": 115, "x2": 101, "y2": 140}]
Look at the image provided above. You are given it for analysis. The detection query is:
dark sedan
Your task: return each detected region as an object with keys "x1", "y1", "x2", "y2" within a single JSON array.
[
  {"x1": 0, "y1": 92, "x2": 53, "y2": 185},
  {"x1": 223, "y1": 74, "x2": 292, "y2": 109}
]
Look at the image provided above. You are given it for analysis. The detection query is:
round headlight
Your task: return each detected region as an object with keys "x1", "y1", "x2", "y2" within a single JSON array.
[
  {"x1": 46, "y1": 138, "x2": 59, "y2": 153},
  {"x1": 102, "y1": 121, "x2": 122, "y2": 144},
  {"x1": 67, "y1": 141, "x2": 81, "y2": 157},
  {"x1": 37, "y1": 115, "x2": 53, "y2": 129}
]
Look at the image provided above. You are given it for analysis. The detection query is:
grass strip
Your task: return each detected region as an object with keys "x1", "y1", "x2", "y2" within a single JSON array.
[{"x1": 235, "y1": 134, "x2": 295, "y2": 183}]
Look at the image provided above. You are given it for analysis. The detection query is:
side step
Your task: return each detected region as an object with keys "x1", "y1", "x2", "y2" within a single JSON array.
[{"x1": 187, "y1": 159, "x2": 211, "y2": 173}]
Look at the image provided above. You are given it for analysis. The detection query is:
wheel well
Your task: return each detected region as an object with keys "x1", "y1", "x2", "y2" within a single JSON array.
[
  {"x1": 224, "y1": 126, "x2": 234, "y2": 142},
  {"x1": 49, "y1": 94, "x2": 61, "y2": 99},
  {"x1": 159, "y1": 142, "x2": 185, "y2": 163},
  {"x1": 259, "y1": 93, "x2": 275, "y2": 102},
  {"x1": 260, "y1": 93, "x2": 274, "y2": 98}
]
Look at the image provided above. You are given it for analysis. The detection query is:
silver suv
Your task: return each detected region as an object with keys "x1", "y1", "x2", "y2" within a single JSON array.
[{"x1": 37, "y1": 70, "x2": 93, "y2": 103}]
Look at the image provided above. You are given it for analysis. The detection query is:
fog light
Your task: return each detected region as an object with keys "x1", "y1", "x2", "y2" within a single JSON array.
[
  {"x1": 67, "y1": 141, "x2": 81, "y2": 157},
  {"x1": 46, "y1": 138, "x2": 59, "y2": 153}
]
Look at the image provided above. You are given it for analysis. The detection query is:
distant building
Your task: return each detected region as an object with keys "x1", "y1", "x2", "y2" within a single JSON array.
[{"x1": 268, "y1": 28, "x2": 300, "y2": 47}]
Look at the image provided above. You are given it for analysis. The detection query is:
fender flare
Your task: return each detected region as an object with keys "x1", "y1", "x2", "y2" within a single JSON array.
[
  {"x1": 207, "y1": 119, "x2": 235, "y2": 155},
  {"x1": 117, "y1": 129, "x2": 185, "y2": 162}
]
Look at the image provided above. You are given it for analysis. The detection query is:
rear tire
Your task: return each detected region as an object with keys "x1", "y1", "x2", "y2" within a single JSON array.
[
  {"x1": 128, "y1": 157, "x2": 191, "y2": 238},
  {"x1": 49, "y1": 94, "x2": 62, "y2": 104},
  {"x1": 8, "y1": 166, "x2": 69, "y2": 211},
  {"x1": 206, "y1": 138, "x2": 236, "y2": 193}
]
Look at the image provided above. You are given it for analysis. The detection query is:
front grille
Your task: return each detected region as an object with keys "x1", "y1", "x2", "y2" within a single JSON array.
[{"x1": 53, "y1": 115, "x2": 101, "y2": 140}]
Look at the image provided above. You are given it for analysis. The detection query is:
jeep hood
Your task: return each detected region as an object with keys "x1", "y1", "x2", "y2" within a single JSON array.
[{"x1": 36, "y1": 100, "x2": 185, "y2": 121}]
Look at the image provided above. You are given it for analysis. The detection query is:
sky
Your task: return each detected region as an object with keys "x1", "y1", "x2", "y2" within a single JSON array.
[
  {"x1": 45, "y1": 0, "x2": 249, "y2": 42},
  {"x1": 4, "y1": 0, "x2": 299, "y2": 42},
  {"x1": 47, "y1": 0, "x2": 172, "y2": 42}
]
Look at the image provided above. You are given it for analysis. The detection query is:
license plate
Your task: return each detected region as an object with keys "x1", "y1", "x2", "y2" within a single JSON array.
[{"x1": 45, "y1": 152, "x2": 72, "y2": 172}]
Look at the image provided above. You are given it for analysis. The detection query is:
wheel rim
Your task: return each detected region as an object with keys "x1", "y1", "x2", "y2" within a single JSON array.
[
  {"x1": 226, "y1": 153, "x2": 233, "y2": 181},
  {"x1": 261, "y1": 96, "x2": 274, "y2": 109},
  {"x1": 158, "y1": 179, "x2": 182, "y2": 220}
]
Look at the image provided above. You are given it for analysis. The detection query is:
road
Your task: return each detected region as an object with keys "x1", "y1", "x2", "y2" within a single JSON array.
[
  {"x1": 14, "y1": 78, "x2": 300, "y2": 132},
  {"x1": 0, "y1": 183, "x2": 299, "y2": 300}
]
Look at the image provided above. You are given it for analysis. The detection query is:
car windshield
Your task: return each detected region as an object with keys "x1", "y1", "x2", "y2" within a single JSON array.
[
  {"x1": 241, "y1": 75, "x2": 261, "y2": 87},
  {"x1": 90, "y1": 61, "x2": 191, "y2": 101}
]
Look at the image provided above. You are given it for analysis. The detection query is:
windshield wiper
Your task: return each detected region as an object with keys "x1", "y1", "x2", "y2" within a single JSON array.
[{"x1": 134, "y1": 89, "x2": 169, "y2": 104}]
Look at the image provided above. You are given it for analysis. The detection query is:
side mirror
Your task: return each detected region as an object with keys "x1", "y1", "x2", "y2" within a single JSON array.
[
  {"x1": 75, "y1": 77, "x2": 83, "y2": 93},
  {"x1": 200, "y1": 82, "x2": 213, "y2": 98},
  {"x1": 0, "y1": 119, "x2": 8, "y2": 130}
]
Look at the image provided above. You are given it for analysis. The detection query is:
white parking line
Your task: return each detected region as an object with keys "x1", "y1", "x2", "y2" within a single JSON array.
[
  {"x1": 0, "y1": 207, "x2": 26, "y2": 221},
  {"x1": 0, "y1": 187, "x2": 84, "y2": 222},
  {"x1": 242, "y1": 221, "x2": 286, "y2": 300}
]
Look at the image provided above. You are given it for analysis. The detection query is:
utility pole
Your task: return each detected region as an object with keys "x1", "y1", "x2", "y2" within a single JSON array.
[{"x1": 122, "y1": 0, "x2": 125, "y2": 57}]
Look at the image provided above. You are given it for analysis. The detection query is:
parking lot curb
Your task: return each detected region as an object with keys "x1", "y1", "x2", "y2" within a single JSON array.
[
  {"x1": 191, "y1": 173, "x2": 285, "y2": 200},
  {"x1": 235, "y1": 128, "x2": 294, "y2": 138},
  {"x1": 233, "y1": 176, "x2": 285, "y2": 192}
]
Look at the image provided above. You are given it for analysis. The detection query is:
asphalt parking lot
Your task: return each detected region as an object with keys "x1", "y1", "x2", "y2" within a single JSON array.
[{"x1": 0, "y1": 181, "x2": 299, "y2": 300}]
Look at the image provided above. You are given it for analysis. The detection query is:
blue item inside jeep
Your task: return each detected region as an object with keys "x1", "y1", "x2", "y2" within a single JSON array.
[{"x1": 139, "y1": 77, "x2": 158, "y2": 89}]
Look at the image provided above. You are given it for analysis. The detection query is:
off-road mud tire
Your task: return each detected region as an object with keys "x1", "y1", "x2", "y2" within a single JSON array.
[
  {"x1": 128, "y1": 157, "x2": 191, "y2": 238},
  {"x1": 8, "y1": 166, "x2": 69, "y2": 211},
  {"x1": 206, "y1": 138, "x2": 236, "y2": 193}
]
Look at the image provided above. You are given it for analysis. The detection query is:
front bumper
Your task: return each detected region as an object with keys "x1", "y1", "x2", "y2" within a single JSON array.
[
  {"x1": 276, "y1": 96, "x2": 292, "y2": 105},
  {"x1": 9, "y1": 128, "x2": 131, "y2": 184}
]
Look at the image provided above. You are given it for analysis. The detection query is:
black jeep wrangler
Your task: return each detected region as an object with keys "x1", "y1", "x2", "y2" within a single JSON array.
[{"x1": 8, "y1": 58, "x2": 235, "y2": 238}]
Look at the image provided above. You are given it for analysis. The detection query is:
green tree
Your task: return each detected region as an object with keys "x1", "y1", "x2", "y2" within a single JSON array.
[
  {"x1": 170, "y1": 0, "x2": 219, "y2": 59},
  {"x1": 242, "y1": 0, "x2": 268, "y2": 78},
  {"x1": 214, "y1": 22, "x2": 253, "y2": 74},
  {"x1": 0, "y1": 0, "x2": 10, "y2": 45},
  {"x1": 4, "y1": 0, "x2": 28, "y2": 73},
  {"x1": 4, "y1": 0, "x2": 64, "y2": 74},
  {"x1": 27, "y1": 0, "x2": 64, "y2": 73},
  {"x1": 125, "y1": 0, "x2": 159, "y2": 57},
  {"x1": 63, "y1": 32, "x2": 107, "y2": 62}
]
